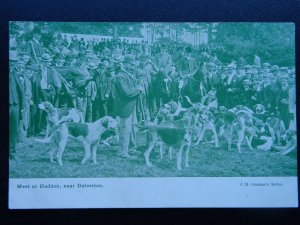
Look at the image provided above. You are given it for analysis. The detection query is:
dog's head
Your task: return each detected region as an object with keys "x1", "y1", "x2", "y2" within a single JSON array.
[
  {"x1": 285, "y1": 130, "x2": 296, "y2": 141},
  {"x1": 254, "y1": 119, "x2": 265, "y2": 133},
  {"x1": 184, "y1": 128, "x2": 193, "y2": 143},
  {"x1": 254, "y1": 104, "x2": 266, "y2": 115},
  {"x1": 266, "y1": 115, "x2": 280, "y2": 128},
  {"x1": 38, "y1": 101, "x2": 54, "y2": 112},
  {"x1": 218, "y1": 106, "x2": 228, "y2": 114},
  {"x1": 101, "y1": 116, "x2": 118, "y2": 130}
]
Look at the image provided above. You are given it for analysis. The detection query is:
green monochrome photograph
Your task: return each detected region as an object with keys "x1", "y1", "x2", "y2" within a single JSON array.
[{"x1": 9, "y1": 22, "x2": 297, "y2": 178}]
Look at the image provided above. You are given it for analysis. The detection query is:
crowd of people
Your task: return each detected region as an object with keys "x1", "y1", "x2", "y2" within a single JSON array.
[{"x1": 9, "y1": 23, "x2": 296, "y2": 160}]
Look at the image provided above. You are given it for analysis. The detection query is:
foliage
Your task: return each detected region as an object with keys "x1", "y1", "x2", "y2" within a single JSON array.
[
  {"x1": 48, "y1": 22, "x2": 143, "y2": 37},
  {"x1": 213, "y1": 23, "x2": 295, "y2": 66}
]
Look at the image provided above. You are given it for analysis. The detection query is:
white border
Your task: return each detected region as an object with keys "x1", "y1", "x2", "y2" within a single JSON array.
[{"x1": 9, "y1": 177, "x2": 298, "y2": 208}]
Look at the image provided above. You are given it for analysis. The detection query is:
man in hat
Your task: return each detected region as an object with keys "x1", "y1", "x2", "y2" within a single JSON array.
[
  {"x1": 113, "y1": 54, "x2": 144, "y2": 159},
  {"x1": 9, "y1": 53, "x2": 24, "y2": 160},
  {"x1": 20, "y1": 64, "x2": 35, "y2": 138},
  {"x1": 203, "y1": 62, "x2": 219, "y2": 91},
  {"x1": 288, "y1": 69, "x2": 296, "y2": 130},
  {"x1": 261, "y1": 72, "x2": 276, "y2": 112},
  {"x1": 216, "y1": 68, "x2": 230, "y2": 107},
  {"x1": 179, "y1": 46, "x2": 197, "y2": 77},
  {"x1": 135, "y1": 55, "x2": 153, "y2": 121},
  {"x1": 262, "y1": 63, "x2": 271, "y2": 74},
  {"x1": 32, "y1": 53, "x2": 62, "y2": 134},
  {"x1": 153, "y1": 44, "x2": 173, "y2": 75},
  {"x1": 93, "y1": 62, "x2": 109, "y2": 119},
  {"x1": 84, "y1": 54, "x2": 99, "y2": 122},
  {"x1": 54, "y1": 54, "x2": 65, "y2": 67},
  {"x1": 26, "y1": 26, "x2": 44, "y2": 64},
  {"x1": 19, "y1": 51, "x2": 31, "y2": 65},
  {"x1": 240, "y1": 79, "x2": 255, "y2": 108},
  {"x1": 275, "y1": 77, "x2": 290, "y2": 129}
]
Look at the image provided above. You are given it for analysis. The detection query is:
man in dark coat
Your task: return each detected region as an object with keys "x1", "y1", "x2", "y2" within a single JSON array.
[
  {"x1": 93, "y1": 61, "x2": 112, "y2": 119},
  {"x1": 179, "y1": 46, "x2": 197, "y2": 76},
  {"x1": 9, "y1": 53, "x2": 24, "y2": 160},
  {"x1": 26, "y1": 27, "x2": 44, "y2": 64},
  {"x1": 32, "y1": 53, "x2": 62, "y2": 134},
  {"x1": 113, "y1": 54, "x2": 143, "y2": 159},
  {"x1": 153, "y1": 44, "x2": 173, "y2": 74}
]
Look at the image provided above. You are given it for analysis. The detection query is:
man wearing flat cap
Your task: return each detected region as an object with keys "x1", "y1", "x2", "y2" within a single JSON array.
[{"x1": 113, "y1": 54, "x2": 144, "y2": 159}]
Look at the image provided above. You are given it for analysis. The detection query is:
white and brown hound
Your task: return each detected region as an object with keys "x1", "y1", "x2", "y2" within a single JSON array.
[{"x1": 34, "y1": 116, "x2": 118, "y2": 166}]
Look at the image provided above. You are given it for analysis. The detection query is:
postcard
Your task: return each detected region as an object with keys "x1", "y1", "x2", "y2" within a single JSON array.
[{"x1": 9, "y1": 22, "x2": 297, "y2": 208}]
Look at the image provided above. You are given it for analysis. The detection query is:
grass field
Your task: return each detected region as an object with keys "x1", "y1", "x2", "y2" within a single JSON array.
[{"x1": 9, "y1": 134, "x2": 297, "y2": 178}]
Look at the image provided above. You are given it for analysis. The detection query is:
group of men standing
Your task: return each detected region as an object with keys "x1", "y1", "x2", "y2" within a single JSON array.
[{"x1": 9, "y1": 23, "x2": 296, "y2": 161}]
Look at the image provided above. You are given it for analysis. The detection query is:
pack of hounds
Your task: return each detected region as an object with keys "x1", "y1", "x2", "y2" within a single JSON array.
[{"x1": 35, "y1": 98, "x2": 297, "y2": 170}]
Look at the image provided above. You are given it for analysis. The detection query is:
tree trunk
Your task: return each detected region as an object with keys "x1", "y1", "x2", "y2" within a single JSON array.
[{"x1": 113, "y1": 24, "x2": 118, "y2": 41}]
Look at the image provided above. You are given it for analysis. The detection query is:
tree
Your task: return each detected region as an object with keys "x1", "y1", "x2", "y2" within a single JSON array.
[{"x1": 213, "y1": 23, "x2": 295, "y2": 66}]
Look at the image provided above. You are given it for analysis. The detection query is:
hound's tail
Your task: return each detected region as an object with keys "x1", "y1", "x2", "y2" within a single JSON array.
[
  {"x1": 33, "y1": 125, "x2": 60, "y2": 143},
  {"x1": 184, "y1": 96, "x2": 193, "y2": 105},
  {"x1": 135, "y1": 123, "x2": 150, "y2": 132},
  {"x1": 34, "y1": 134, "x2": 54, "y2": 144},
  {"x1": 135, "y1": 122, "x2": 156, "y2": 132}
]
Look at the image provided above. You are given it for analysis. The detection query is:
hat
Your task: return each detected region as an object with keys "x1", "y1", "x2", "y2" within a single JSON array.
[
  {"x1": 270, "y1": 65, "x2": 279, "y2": 71},
  {"x1": 54, "y1": 53, "x2": 64, "y2": 61},
  {"x1": 87, "y1": 64, "x2": 98, "y2": 70},
  {"x1": 77, "y1": 52, "x2": 85, "y2": 61},
  {"x1": 242, "y1": 79, "x2": 251, "y2": 85},
  {"x1": 32, "y1": 27, "x2": 42, "y2": 34},
  {"x1": 19, "y1": 51, "x2": 30, "y2": 58},
  {"x1": 206, "y1": 62, "x2": 215, "y2": 68},
  {"x1": 25, "y1": 64, "x2": 39, "y2": 71},
  {"x1": 185, "y1": 46, "x2": 192, "y2": 53},
  {"x1": 207, "y1": 90, "x2": 216, "y2": 97},
  {"x1": 160, "y1": 43, "x2": 167, "y2": 49},
  {"x1": 258, "y1": 69, "x2": 265, "y2": 75},
  {"x1": 219, "y1": 106, "x2": 227, "y2": 113},
  {"x1": 276, "y1": 74, "x2": 289, "y2": 83},
  {"x1": 98, "y1": 62, "x2": 107, "y2": 69},
  {"x1": 244, "y1": 65, "x2": 252, "y2": 70},
  {"x1": 138, "y1": 55, "x2": 147, "y2": 63},
  {"x1": 280, "y1": 67, "x2": 289, "y2": 73},
  {"x1": 40, "y1": 53, "x2": 53, "y2": 62},
  {"x1": 123, "y1": 54, "x2": 138, "y2": 65},
  {"x1": 107, "y1": 64, "x2": 117, "y2": 72},
  {"x1": 9, "y1": 50, "x2": 18, "y2": 61}
]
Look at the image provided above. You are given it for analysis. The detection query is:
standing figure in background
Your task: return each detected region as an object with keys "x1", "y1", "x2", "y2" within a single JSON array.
[{"x1": 9, "y1": 52, "x2": 24, "y2": 160}]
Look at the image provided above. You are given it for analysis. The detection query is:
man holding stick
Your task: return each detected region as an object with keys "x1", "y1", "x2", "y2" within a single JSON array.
[{"x1": 113, "y1": 54, "x2": 144, "y2": 159}]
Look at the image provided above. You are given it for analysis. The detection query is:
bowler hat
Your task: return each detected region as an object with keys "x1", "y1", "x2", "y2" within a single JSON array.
[
  {"x1": 40, "y1": 53, "x2": 53, "y2": 62},
  {"x1": 242, "y1": 79, "x2": 251, "y2": 85},
  {"x1": 123, "y1": 54, "x2": 138, "y2": 65},
  {"x1": 25, "y1": 64, "x2": 39, "y2": 71},
  {"x1": 270, "y1": 65, "x2": 279, "y2": 71}
]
